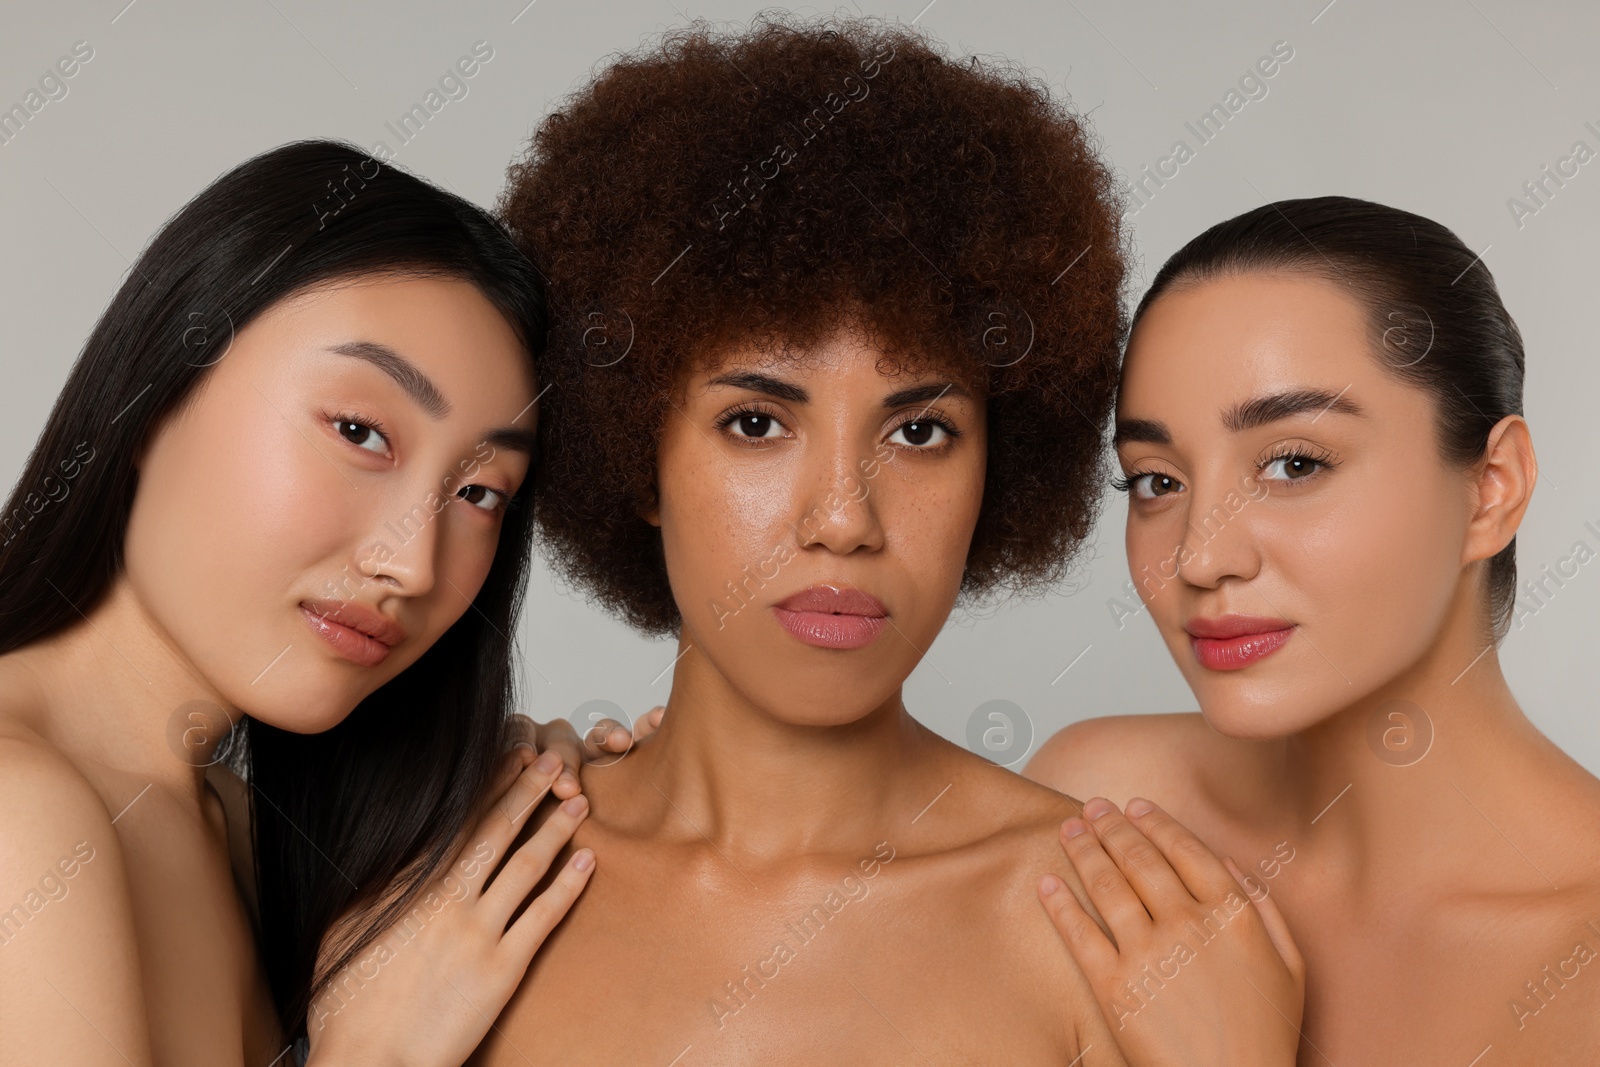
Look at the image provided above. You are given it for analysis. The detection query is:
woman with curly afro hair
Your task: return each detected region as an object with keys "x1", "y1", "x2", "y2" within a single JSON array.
[{"x1": 479, "y1": 13, "x2": 1296, "y2": 1064}]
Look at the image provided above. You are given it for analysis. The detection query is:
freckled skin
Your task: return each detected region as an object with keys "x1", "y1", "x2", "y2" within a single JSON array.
[
  {"x1": 475, "y1": 325, "x2": 1127, "y2": 1067},
  {"x1": 1028, "y1": 273, "x2": 1600, "y2": 1065}
]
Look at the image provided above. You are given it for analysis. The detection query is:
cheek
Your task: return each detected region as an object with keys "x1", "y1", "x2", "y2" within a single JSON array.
[
  {"x1": 875, "y1": 452, "x2": 985, "y2": 639},
  {"x1": 660, "y1": 457, "x2": 794, "y2": 603},
  {"x1": 124, "y1": 391, "x2": 354, "y2": 684},
  {"x1": 421, "y1": 509, "x2": 502, "y2": 630},
  {"x1": 1264, "y1": 466, "x2": 1466, "y2": 670},
  {"x1": 895, "y1": 470, "x2": 979, "y2": 577},
  {"x1": 1125, "y1": 511, "x2": 1185, "y2": 614}
]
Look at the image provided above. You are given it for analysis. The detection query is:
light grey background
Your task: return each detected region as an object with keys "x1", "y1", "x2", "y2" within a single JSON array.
[{"x1": 3, "y1": 1, "x2": 1595, "y2": 771}]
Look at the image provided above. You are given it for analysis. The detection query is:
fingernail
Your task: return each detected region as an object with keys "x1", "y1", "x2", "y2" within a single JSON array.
[
  {"x1": 1083, "y1": 797, "x2": 1114, "y2": 820},
  {"x1": 561, "y1": 794, "x2": 587, "y2": 815},
  {"x1": 1125, "y1": 797, "x2": 1154, "y2": 818},
  {"x1": 1062, "y1": 817, "x2": 1087, "y2": 839},
  {"x1": 572, "y1": 848, "x2": 594, "y2": 872},
  {"x1": 512, "y1": 740, "x2": 536, "y2": 755},
  {"x1": 1040, "y1": 874, "x2": 1061, "y2": 896},
  {"x1": 534, "y1": 750, "x2": 563, "y2": 773}
]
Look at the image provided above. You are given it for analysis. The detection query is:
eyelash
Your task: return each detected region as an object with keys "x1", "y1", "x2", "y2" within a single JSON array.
[
  {"x1": 714, "y1": 401, "x2": 964, "y2": 452},
  {"x1": 1110, "y1": 445, "x2": 1340, "y2": 495},
  {"x1": 328, "y1": 410, "x2": 512, "y2": 515},
  {"x1": 331, "y1": 410, "x2": 392, "y2": 454},
  {"x1": 1260, "y1": 443, "x2": 1338, "y2": 481}
]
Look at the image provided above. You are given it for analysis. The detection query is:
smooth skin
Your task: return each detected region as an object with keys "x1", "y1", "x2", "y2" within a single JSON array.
[
  {"x1": 1027, "y1": 272, "x2": 1600, "y2": 1064},
  {"x1": 0, "y1": 274, "x2": 590, "y2": 1067},
  {"x1": 476, "y1": 320, "x2": 1189, "y2": 1067}
]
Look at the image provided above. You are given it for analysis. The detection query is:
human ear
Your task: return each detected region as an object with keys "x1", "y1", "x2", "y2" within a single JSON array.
[
  {"x1": 637, "y1": 488, "x2": 661, "y2": 528},
  {"x1": 1462, "y1": 414, "x2": 1535, "y2": 565}
]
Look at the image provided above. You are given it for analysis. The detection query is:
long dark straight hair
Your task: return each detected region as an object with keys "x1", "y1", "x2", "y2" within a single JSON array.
[
  {"x1": 1132, "y1": 195, "x2": 1524, "y2": 641},
  {"x1": 0, "y1": 140, "x2": 545, "y2": 1035}
]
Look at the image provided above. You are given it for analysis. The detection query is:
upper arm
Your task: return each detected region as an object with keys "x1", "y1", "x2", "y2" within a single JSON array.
[{"x1": 0, "y1": 742, "x2": 154, "y2": 1065}]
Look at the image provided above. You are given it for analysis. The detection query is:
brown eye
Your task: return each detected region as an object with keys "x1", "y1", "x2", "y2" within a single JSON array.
[
  {"x1": 720, "y1": 408, "x2": 787, "y2": 440},
  {"x1": 732, "y1": 413, "x2": 780, "y2": 438},
  {"x1": 1261, "y1": 453, "x2": 1327, "y2": 481},
  {"x1": 456, "y1": 484, "x2": 505, "y2": 512},
  {"x1": 335, "y1": 418, "x2": 388, "y2": 455},
  {"x1": 889, "y1": 419, "x2": 950, "y2": 448},
  {"x1": 1129, "y1": 472, "x2": 1183, "y2": 499}
]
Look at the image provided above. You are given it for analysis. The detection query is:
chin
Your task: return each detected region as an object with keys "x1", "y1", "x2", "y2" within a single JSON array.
[
  {"x1": 1192, "y1": 681, "x2": 1323, "y2": 741},
  {"x1": 243, "y1": 679, "x2": 368, "y2": 735}
]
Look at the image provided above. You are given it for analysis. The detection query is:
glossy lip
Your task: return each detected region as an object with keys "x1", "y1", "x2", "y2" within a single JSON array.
[
  {"x1": 772, "y1": 583, "x2": 888, "y2": 651},
  {"x1": 299, "y1": 597, "x2": 407, "y2": 668},
  {"x1": 1185, "y1": 614, "x2": 1294, "y2": 672}
]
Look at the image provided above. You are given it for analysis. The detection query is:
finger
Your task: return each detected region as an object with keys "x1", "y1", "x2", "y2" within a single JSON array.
[
  {"x1": 1057, "y1": 813, "x2": 1150, "y2": 947},
  {"x1": 584, "y1": 718, "x2": 634, "y2": 756},
  {"x1": 487, "y1": 745, "x2": 534, "y2": 797},
  {"x1": 528, "y1": 718, "x2": 584, "y2": 794},
  {"x1": 1037, "y1": 873, "x2": 1118, "y2": 975},
  {"x1": 532, "y1": 718, "x2": 585, "y2": 799},
  {"x1": 482, "y1": 793, "x2": 590, "y2": 925},
  {"x1": 498, "y1": 847, "x2": 596, "y2": 964},
  {"x1": 1081, "y1": 797, "x2": 1194, "y2": 918},
  {"x1": 455, "y1": 750, "x2": 565, "y2": 895},
  {"x1": 1223, "y1": 856, "x2": 1304, "y2": 985},
  {"x1": 634, "y1": 706, "x2": 666, "y2": 741},
  {"x1": 1123, "y1": 797, "x2": 1239, "y2": 902},
  {"x1": 507, "y1": 713, "x2": 539, "y2": 751}
]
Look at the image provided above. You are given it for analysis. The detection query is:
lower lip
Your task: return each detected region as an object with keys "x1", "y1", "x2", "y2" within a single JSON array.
[
  {"x1": 1189, "y1": 627, "x2": 1294, "y2": 671},
  {"x1": 773, "y1": 608, "x2": 887, "y2": 650},
  {"x1": 300, "y1": 605, "x2": 392, "y2": 668}
]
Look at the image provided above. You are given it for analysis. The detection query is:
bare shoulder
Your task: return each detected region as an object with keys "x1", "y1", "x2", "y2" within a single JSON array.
[
  {"x1": 955, "y1": 769, "x2": 1128, "y2": 1063},
  {"x1": 0, "y1": 731, "x2": 119, "y2": 865},
  {"x1": 0, "y1": 735, "x2": 154, "y2": 1061},
  {"x1": 1023, "y1": 712, "x2": 1222, "y2": 804}
]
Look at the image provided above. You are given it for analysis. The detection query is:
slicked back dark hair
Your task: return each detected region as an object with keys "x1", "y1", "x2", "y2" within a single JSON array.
[{"x1": 1133, "y1": 195, "x2": 1524, "y2": 640}]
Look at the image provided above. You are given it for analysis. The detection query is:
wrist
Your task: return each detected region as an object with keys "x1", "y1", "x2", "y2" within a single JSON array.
[{"x1": 303, "y1": 1030, "x2": 401, "y2": 1067}]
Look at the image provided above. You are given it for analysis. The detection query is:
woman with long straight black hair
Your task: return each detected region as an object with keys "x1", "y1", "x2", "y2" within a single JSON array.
[{"x1": 0, "y1": 139, "x2": 597, "y2": 1065}]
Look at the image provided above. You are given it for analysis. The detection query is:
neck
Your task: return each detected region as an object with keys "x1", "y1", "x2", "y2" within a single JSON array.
[
  {"x1": 622, "y1": 634, "x2": 946, "y2": 861},
  {"x1": 1275, "y1": 599, "x2": 1563, "y2": 892},
  {"x1": 12, "y1": 575, "x2": 239, "y2": 804}
]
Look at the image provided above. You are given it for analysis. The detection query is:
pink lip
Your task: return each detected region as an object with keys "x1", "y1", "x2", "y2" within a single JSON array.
[
  {"x1": 1185, "y1": 614, "x2": 1294, "y2": 671},
  {"x1": 772, "y1": 583, "x2": 888, "y2": 651},
  {"x1": 299, "y1": 598, "x2": 406, "y2": 668}
]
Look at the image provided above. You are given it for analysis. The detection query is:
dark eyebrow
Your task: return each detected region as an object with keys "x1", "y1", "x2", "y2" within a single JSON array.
[
  {"x1": 329, "y1": 340, "x2": 451, "y2": 419},
  {"x1": 1115, "y1": 389, "x2": 1366, "y2": 447},
  {"x1": 1113, "y1": 418, "x2": 1171, "y2": 446},
  {"x1": 1222, "y1": 388, "x2": 1365, "y2": 432},
  {"x1": 481, "y1": 426, "x2": 538, "y2": 456},
  {"x1": 705, "y1": 370, "x2": 973, "y2": 409},
  {"x1": 882, "y1": 381, "x2": 973, "y2": 408},
  {"x1": 707, "y1": 371, "x2": 808, "y2": 403}
]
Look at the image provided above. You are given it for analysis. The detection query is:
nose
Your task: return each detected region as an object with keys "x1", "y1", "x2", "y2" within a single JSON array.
[
  {"x1": 355, "y1": 486, "x2": 441, "y2": 597},
  {"x1": 791, "y1": 430, "x2": 886, "y2": 556},
  {"x1": 1172, "y1": 480, "x2": 1262, "y2": 590}
]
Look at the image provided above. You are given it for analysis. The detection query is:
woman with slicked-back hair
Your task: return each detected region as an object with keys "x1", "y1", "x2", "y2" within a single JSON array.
[{"x1": 1030, "y1": 196, "x2": 1600, "y2": 1063}]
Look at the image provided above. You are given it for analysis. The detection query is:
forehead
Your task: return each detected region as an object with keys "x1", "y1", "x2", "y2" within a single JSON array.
[
  {"x1": 689, "y1": 320, "x2": 982, "y2": 396},
  {"x1": 252, "y1": 274, "x2": 536, "y2": 409},
  {"x1": 1120, "y1": 271, "x2": 1382, "y2": 420}
]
